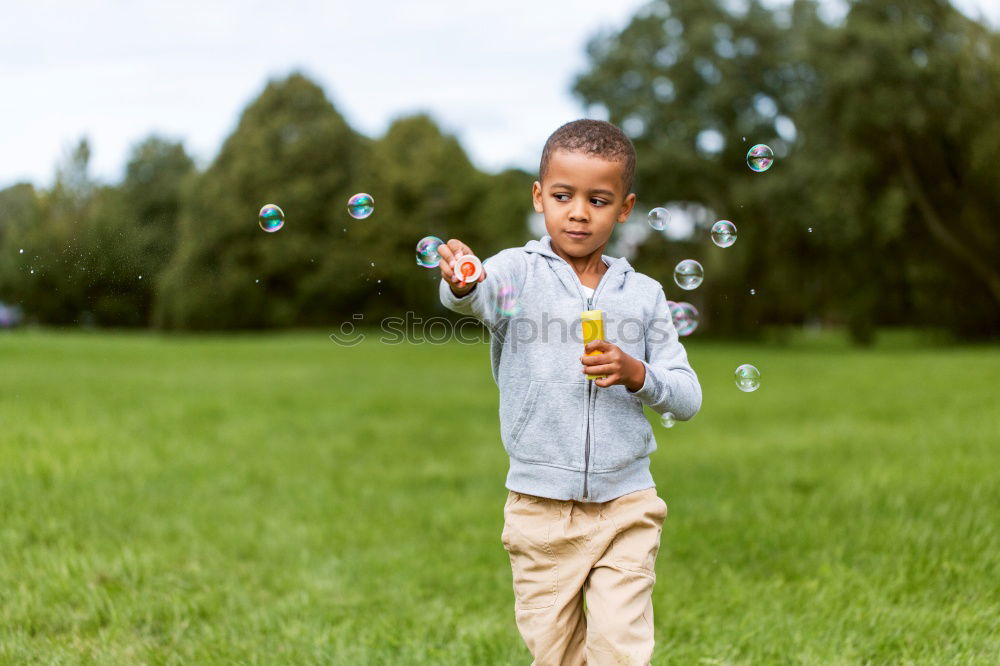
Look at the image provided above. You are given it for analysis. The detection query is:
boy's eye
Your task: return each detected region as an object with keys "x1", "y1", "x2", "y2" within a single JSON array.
[{"x1": 553, "y1": 193, "x2": 608, "y2": 206}]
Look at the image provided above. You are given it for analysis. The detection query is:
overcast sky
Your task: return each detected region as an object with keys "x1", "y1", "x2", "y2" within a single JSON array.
[{"x1": 2, "y1": 0, "x2": 997, "y2": 190}]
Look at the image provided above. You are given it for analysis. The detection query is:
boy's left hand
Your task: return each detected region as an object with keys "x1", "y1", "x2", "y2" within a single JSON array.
[{"x1": 580, "y1": 340, "x2": 646, "y2": 391}]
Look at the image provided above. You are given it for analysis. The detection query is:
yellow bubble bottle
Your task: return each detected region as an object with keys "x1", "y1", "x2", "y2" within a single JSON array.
[{"x1": 581, "y1": 309, "x2": 607, "y2": 380}]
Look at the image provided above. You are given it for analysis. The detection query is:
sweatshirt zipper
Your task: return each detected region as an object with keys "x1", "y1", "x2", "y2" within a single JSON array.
[
  {"x1": 556, "y1": 254, "x2": 614, "y2": 501},
  {"x1": 583, "y1": 294, "x2": 593, "y2": 500}
]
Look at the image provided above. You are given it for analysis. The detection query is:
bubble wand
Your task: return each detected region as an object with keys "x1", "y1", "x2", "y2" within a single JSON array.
[{"x1": 454, "y1": 254, "x2": 483, "y2": 288}]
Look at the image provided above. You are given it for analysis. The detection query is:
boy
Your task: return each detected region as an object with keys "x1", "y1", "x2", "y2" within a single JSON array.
[{"x1": 437, "y1": 119, "x2": 701, "y2": 665}]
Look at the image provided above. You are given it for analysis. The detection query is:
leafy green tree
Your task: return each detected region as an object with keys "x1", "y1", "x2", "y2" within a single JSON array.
[
  {"x1": 0, "y1": 136, "x2": 197, "y2": 327},
  {"x1": 470, "y1": 167, "x2": 537, "y2": 257},
  {"x1": 154, "y1": 72, "x2": 371, "y2": 329},
  {"x1": 574, "y1": 0, "x2": 827, "y2": 340},
  {"x1": 154, "y1": 75, "x2": 533, "y2": 330},
  {"x1": 0, "y1": 138, "x2": 100, "y2": 325},
  {"x1": 352, "y1": 113, "x2": 534, "y2": 324},
  {"x1": 76, "y1": 136, "x2": 197, "y2": 326},
  {"x1": 795, "y1": 0, "x2": 1000, "y2": 341},
  {"x1": 574, "y1": 0, "x2": 999, "y2": 343},
  {"x1": 0, "y1": 183, "x2": 42, "y2": 313},
  {"x1": 120, "y1": 136, "x2": 196, "y2": 277}
]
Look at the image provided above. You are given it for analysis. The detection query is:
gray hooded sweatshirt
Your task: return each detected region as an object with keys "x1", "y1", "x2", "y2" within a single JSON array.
[{"x1": 439, "y1": 234, "x2": 701, "y2": 502}]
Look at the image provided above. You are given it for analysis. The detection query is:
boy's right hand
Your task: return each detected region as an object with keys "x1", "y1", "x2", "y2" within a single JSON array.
[{"x1": 438, "y1": 239, "x2": 487, "y2": 297}]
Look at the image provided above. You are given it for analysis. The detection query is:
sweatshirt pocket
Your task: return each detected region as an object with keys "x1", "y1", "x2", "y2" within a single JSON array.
[
  {"x1": 590, "y1": 387, "x2": 655, "y2": 472},
  {"x1": 505, "y1": 380, "x2": 586, "y2": 469}
]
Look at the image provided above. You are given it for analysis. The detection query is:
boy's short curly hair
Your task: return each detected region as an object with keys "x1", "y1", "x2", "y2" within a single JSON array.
[{"x1": 539, "y1": 119, "x2": 636, "y2": 194}]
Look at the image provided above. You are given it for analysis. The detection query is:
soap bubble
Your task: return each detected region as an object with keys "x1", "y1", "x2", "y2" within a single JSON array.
[
  {"x1": 746, "y1": 144, "x2": 773, "y2": 172},
  {"x1": 416, "y1": 236, "x2": 444, "y2": 267},
  {"x1": 673, "y1": 259, "x2": 704, "y2": 290},
  {"x1": 711, "y1": 220, "x2": 737, "y2": 248},
  {"x1": 347, "y1": 193, "x2": 375, "y2": 219},
  {"x1": 495, "y1": 284, "x2": 522, "y2": 317},
  {"x1": 660, "y1": 412, "x2": 676, "y2": 428},
  {"x1": 258, "y1": 204, "x2": 284, "y2": 232},
  {"x1": 735, "y1": 364, "x2": 761, "y2": 392},
  {"x1": 668, "y1": 301, "x2": 699, "y2": 337},
  {"x1": 648, "y1": 207, "x2": 670, "y2": 230}
]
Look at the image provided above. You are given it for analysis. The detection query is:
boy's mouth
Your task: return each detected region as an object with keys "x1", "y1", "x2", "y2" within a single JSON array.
[{"x1": 565, "y1": 230, "x2": 590, "y2": 240}]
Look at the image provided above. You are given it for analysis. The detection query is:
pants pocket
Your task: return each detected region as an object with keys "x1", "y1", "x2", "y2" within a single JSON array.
[
  {"x1": 609, "y1": 488, "x2": 667, "y2": 576},
  {"x1": 501, "y1": 491, "x2": 518, "y2": 548},
  {"x1": 503, "y1": 494, "x2": 558, "y2": 610}
]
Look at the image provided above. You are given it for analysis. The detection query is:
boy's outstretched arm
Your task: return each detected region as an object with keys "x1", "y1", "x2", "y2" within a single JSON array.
[
  {"x1": 625, "y1": 287, "x2": 702, "y2": 421},
  {"x1": 437, "y1": 239, "x2": 525, "y2": 329}
]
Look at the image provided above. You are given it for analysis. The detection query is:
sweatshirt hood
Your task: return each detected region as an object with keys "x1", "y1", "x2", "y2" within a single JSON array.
[{"x1": 523, "y1": 234, "x2": 634, "y2": 276}]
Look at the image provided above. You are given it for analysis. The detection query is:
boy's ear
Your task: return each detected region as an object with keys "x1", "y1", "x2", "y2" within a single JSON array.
[
  {"x1": 618, "y1": 192, "x2": 637, "y2": 222},
  {"x1": 531, "y1": 181, "x2": 544, "y2": 213}
]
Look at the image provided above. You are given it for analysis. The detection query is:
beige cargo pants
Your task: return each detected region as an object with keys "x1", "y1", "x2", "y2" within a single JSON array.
[{"x1": 501, "y1": 486, "x2": 668, "y2": 666}]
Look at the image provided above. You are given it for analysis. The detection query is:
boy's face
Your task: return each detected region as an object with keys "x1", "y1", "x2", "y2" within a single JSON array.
[{"x1": 532, "y1": 149, "x2": 636, "y2": 262}]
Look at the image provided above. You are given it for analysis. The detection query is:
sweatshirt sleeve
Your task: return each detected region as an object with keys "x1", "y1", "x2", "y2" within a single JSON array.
[
  {"x1": 626, "y1": 286, "x2": 702, "y2": 420},
  {"x1": 438, "y1": 248, "x2": 527, "y2": 331}
]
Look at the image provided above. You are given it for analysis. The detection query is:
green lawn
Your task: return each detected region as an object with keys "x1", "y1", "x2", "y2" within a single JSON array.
[{"x1": 0, "y1": 329, "x2": 997, "y2": 664}]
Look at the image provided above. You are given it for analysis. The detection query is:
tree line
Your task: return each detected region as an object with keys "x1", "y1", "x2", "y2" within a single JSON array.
[{"x1": 0, "y1": 75, "x2": 533, "y2": 331}]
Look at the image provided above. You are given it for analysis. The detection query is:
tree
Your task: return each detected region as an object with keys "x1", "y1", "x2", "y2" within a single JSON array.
[
  {"x1": 796, "y1": 0, "x2": 1000, "y2": 341},
  {"x1": 573, "y1": 0, "x2": 1000, "y2": 343},
  {"x1": 354, "y1": 113, "x2": 534, "y2": 324},
  {"x1": 154, "y1": 72, "x2": 371, "y2": 329},
  {"x1": 0, "y1": 183, "x2": 42, "y2": 313},
  {"x1": 154, "y1": 74, "x2": 534, "y2": 330},
  {"x1": 574, "y1": 0, "x2": 828, "y2": 340},
  {"x1": 1, "y1": 138, "x2": 99, "y2": 325},
  {"x1": 81, "y1": 136, "x2": 196, "y2": 326}
]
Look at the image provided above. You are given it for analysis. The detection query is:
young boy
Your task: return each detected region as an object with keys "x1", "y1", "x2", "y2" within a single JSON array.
[{"x1": 437, "y1": 119, "x2": 701, "y2": 665}]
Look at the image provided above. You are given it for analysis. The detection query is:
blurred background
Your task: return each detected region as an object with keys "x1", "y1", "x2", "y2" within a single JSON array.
[{"x1": 2, "y1": 0, "x2": 997, "y2": 344}]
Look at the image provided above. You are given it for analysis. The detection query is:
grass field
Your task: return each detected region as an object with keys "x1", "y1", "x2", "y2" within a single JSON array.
[{"x1": 0, "y1": 329, "x2": 997, "y2": 664}]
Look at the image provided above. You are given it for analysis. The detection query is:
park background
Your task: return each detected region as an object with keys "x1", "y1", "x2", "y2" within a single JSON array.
[{"x1": 1, "y1": 0, "x2": 998, "y2": 663}]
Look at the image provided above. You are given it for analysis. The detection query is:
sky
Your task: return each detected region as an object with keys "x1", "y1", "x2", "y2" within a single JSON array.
[{"x1": 2, "y1": 0, "x2": 998, "y2": 190}]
